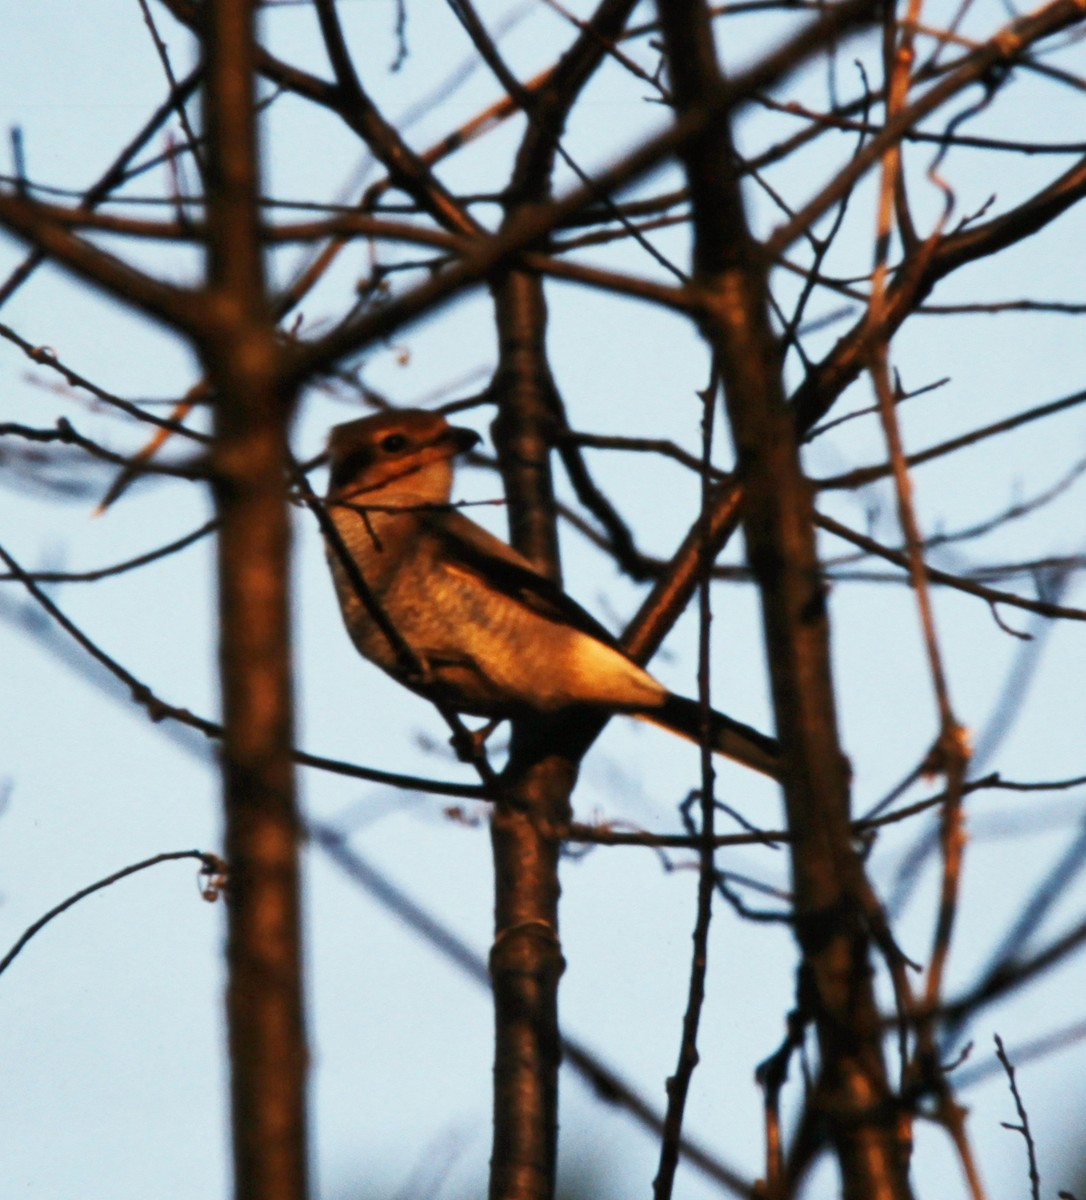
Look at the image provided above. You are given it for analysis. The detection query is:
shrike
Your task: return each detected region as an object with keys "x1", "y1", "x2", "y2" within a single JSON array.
[{"x1": 324, "y1": 408, "x2": 779, "y2": 777}]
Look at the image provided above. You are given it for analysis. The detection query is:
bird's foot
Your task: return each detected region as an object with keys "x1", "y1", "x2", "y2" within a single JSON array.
[{"x1": 450, "y1": 719, "x2": 501, "y2": 764}]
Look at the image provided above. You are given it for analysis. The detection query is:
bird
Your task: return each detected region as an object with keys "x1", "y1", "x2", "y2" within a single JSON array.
[{"x1": 323, "y1": 408, "x2": 780, "y2": 778}]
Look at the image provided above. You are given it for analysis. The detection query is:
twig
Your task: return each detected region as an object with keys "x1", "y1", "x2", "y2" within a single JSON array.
[
  {"x1": 817, "y1": 383, "x2": 1086, "y2": 491},
  {"x1": 994, "y1": 1035, "x2": 1041, "y2": 1200},
  {"x1": 0, "y1": 419, "x2": 207, "y2": 479},
  {"x1": 135, "y1": 0, "x2": 206, "y2": 182},
  {"x1": 0, "y1": 519, "x2": 218, "y2": 584},
  {"x1": 653, "y1": 370, "x2": 720, "y2": 1197},
  {"x1": 0, "y1": 851, "x2": 225, "y2": 979},
  {"x1": 0, "y1": 320, "x2": 212, "y2": 441},
  {"x1": 816, "y1": 512, "x2": 1086, "y2": 622},
  {"x1": 0, "y1": 540, "x2": 485, "y2": 800}
]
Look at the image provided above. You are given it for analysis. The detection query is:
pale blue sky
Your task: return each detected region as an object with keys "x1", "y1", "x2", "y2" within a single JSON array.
[{"x1": 2, "y1": 2, "x2": 1086, "y2": 1198}]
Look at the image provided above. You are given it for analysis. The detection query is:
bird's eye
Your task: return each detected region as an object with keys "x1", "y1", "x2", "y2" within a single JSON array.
[{"x1": 380, "y1": 433, "x2": 408, "y2": 453}]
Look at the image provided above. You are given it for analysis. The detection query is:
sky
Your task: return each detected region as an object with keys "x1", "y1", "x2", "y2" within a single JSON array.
[{"x1": 2, "y1": 2, "x2": 1086, "y2": 1198}]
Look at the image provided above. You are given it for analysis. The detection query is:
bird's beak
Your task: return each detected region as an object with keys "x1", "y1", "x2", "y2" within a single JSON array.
[{"x1": 446, "y1": 425, "x2": 481, "y2": 455}]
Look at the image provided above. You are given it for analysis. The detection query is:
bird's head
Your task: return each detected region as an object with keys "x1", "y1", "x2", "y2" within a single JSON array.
[{"x1": 326, "y1": 409, "x2": 480, "y2": 502}]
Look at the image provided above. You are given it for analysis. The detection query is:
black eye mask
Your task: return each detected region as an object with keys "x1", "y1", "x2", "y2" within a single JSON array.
[{"x1": 328, "y1": 448, "x2": 378, "y2": 493}]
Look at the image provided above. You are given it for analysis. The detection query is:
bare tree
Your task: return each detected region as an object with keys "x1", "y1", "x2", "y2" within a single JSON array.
[{"x1": 3, "y1": 1, "x2": 1086, "y2": 1199}]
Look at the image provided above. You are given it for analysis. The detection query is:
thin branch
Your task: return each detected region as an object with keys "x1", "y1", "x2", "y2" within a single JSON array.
[
  {"x1": 0, "y1": 516, "x2": 483, "y2": 797},
  {"x1": 767, "y1": 0, "x2": 1086, "y2": 259},
  {"x1": 135, "y1": 0, "x2": 207, "y2": 182},
  {"x1": 993, "y1": 1035, "x2": 1042, "y2": 1200},
  {"x1": 0, "y1": 419, "x2": 207, "y2": 480},
  {"x1": 816, "y1": 512, "x2": 1086, "y2": 621},
  {"x1": 0, "y1": 519, "x2": 217, "y2": 584},
  {"x1": 298, "y1": 0, "x2": 880, "y2": 379},
  {"x1": 817, "y1": 384, "x2": 1086, "y2": 491},
  {"x1": 313, "y1": 0, "x2": 482, "y2": 236},
  {"x1": 653, "y1": 374, "x2": 719, "y2": 1197},
  {"x1": 0, "y1": 319, "x2": 212, "y2": 442},
  {"x1": 0, "y1": 190, "x2": 203, "y2": 332},
  {"x1": 0, "y1": 851, "x2": 225, "y2": 979},
  {"x1": 0, "y1": 64, "x2": 202, "y2": 310},
  {"x1": 791, "y1": 151, "x2": 1086, "y2": 427}
]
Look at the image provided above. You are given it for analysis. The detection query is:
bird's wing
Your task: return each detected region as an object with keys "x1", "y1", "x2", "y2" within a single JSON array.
[{"x1": 428, "y1": 510, "x2": 624, "y2": 649}]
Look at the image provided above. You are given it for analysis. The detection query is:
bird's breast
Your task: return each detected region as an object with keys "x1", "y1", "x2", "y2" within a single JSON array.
[{"x1": 327, "y1": 502, "x2": 666, "y2": 718}]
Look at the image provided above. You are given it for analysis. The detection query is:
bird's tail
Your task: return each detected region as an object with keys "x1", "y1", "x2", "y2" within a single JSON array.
[{"x1": 635, "y1": 693, "x2": 780, "y2": 779}]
